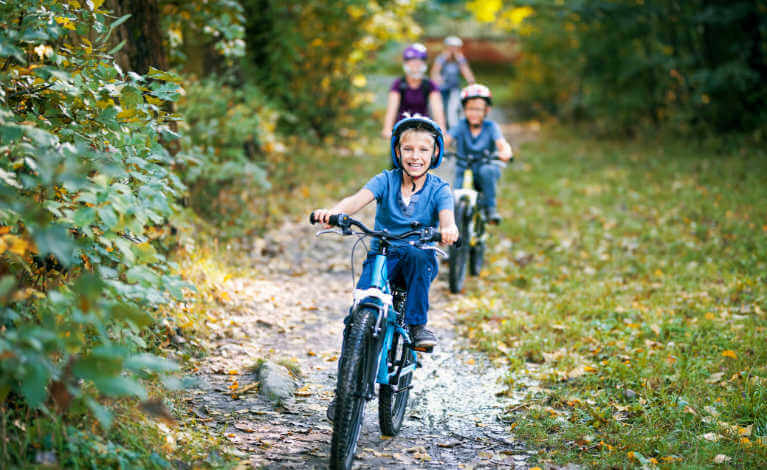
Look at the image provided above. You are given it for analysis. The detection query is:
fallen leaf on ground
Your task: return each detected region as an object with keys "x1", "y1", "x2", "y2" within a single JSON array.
[{"x1": 713, "y1": 454, "x2": 731, "y2": 464}]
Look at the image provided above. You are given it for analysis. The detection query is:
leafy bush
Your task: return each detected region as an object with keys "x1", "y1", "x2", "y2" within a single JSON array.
[
  {"x1": 174, "y1": 77, "x2": 274, "y2": 232},
  {"x1": 242, "y1": 0, "x2": 421, "y2": 137},
  {"x1": 0, "y1": 0, "x2": 186, "y2": 452},
  {"x1": 469, "y1": 1, "x2": 767, "y2": 135}
]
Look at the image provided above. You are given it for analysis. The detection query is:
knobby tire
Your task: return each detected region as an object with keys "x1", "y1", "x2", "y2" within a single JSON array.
[
  {"x1": 329, "y1": 308, "x2": 376, "y2": 470},
  {"x1": 378, "y1": 329, "x2": 413, "y2": 436},
  {"x1": 449, "y1": 198, "x2": 470, "y2": 293}
]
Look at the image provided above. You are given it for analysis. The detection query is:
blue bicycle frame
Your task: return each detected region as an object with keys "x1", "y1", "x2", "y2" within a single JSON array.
[{"x1": 353, "y1": 252, "x2": 418, "y2": 389}]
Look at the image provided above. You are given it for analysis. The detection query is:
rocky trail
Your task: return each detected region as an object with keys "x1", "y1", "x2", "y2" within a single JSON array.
[{"x1": 182, "y1": 215, "x2": 536, "y2": 469}]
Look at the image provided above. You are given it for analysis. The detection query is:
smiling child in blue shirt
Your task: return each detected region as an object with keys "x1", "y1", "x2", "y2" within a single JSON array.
[{"x1": 312, "y1": 115, "x2": 459, "y2": 347}]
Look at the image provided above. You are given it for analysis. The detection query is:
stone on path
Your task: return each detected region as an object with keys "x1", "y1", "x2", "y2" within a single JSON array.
[{"x1": 257, "y1": 361, "x2": 297, "y2": 405}]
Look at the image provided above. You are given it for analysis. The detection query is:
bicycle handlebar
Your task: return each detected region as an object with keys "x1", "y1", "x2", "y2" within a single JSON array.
[
  {"x1": 445, "y1": 150, "x2": 513, "y2": 166},
  {"x1": 309, "y1": 212, "x2": 459, "y2": 246}
]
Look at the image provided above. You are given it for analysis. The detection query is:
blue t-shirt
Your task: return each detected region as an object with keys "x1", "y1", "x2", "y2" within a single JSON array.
[
  {"x1": 448, "y1": 118, "x2": 502, "y2": 165},
  {"x1": 364, "y1": 169, "x2": 453, "y2": 251}
]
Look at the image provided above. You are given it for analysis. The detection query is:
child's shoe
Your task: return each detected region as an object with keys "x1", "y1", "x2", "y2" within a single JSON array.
[
  {"x1": 485, "y1": 207, "x2": 502, "y2": 225},
  {"x1": 409, "y1": 324, "x2": 437, "y2": 349}
]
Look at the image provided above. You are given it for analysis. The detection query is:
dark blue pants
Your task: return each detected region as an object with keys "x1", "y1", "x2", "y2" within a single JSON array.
[
  {"x1": 355, "y1": 245, "x2": 438, "y2": 326},
  {"x1": 454, "y1": 162, "x2": 502, "y2": 210}
]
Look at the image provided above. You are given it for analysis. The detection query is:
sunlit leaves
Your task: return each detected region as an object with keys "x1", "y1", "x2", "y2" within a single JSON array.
[{"x1": 0, "y1": 0, "x2": 185, "y2": 432}]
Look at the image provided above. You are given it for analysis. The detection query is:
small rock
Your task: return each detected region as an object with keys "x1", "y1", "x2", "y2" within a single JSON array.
[
  {"x1": 257, "y1": 361, "x2": 297, "y2": 405},
  {"x1": 624, "y1": 389, "x2": 637, "y2": 400}
]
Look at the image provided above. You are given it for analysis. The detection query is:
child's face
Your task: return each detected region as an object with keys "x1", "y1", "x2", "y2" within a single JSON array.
[
  {"x1": 398, "y1": 131, "x2": 435, "y2": 178},
  {"x1": 403, "y1": 59, "x2": 427, "y2": 79},
  {"x1": 464, "y1": 98, "x2": 488, "y2": 127}
]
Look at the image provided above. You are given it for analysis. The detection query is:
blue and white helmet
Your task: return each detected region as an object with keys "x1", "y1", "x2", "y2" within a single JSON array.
[{"x1": 390, "y1": 114, "x2": 444, "y2": 170}]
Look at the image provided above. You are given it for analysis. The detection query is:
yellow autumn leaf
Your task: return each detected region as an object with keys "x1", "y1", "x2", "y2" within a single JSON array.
[
  {"x1": 466, "y1": 0, "x2": 502, "y2": 23},
  {"x1": 721, "y1": 350, "x2": 737, "y2": 359},
  {"x1": 351, "y1": 74, "x2": 367, "y2": 88}
]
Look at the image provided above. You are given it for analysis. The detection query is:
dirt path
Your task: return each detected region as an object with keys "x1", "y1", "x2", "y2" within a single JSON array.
[{"x1": 183, "y1": 212, "x2": 538, "y2": 469}]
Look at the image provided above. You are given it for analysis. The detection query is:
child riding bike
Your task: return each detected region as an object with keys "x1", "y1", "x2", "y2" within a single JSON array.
[
  {"x1": 381, "y1": 44, "x2": 447, "y2": 138},
  {"x1": 431, "y1": 36, "x2": 476, "y2": 129},
  {"x1": 312, "y1": 115, "x2": 458, "y2": 421},
  {"x1": 444, "y1": 84, "x2": 513, "y2": 224}
]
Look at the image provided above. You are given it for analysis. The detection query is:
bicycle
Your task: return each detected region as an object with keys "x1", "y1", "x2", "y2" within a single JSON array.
[
  {"x1": 309, "y1": 213, "x2": 451, "y2": 470},
  {"x1": 446, "y1": 150, "x2": 510, "y2": 293}
]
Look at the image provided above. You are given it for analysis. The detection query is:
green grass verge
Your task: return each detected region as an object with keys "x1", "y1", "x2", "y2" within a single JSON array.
[{"x1": 454, "y1": 127, "x2": 767, "y2": 467}]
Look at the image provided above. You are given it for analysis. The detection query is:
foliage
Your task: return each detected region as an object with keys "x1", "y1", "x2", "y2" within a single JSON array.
[
  {"x1": 174, "y1": 77, "x2": 276, "y2": 233},
  {"x1": 468, "y1": 1, "x2": 767, "y2": 135},
  {"x1": 242, "y1": 0, "x2": 422, "y2": 137},
  {"x1": 159, "y1": 0, "x2": 247, "y2": 71},
  {"x1": 0, "y1": 0, "x2": 199, "y2": 464},
  {"x1": 455, "y1": 128, "x2": 767, "y2": 467}
]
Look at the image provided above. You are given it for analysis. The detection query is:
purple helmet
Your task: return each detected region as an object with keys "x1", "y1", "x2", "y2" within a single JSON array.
[{"x1": 403, "y1": 43, "x2": 427, "y2": 61}]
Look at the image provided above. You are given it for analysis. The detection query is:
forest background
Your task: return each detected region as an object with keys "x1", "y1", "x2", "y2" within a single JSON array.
[{"x1": 1, "y1": 0, "x2": 765, "y2": 468}]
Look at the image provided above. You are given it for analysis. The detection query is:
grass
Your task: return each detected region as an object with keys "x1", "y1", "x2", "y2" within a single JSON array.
[{"x1": 453, "y1": 127, "x2": 767, "y2": 467}]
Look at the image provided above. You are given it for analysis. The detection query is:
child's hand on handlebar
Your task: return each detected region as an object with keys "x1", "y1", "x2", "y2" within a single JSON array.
[
  {"x1": 440, "y1": 223, "x2": 459, "y2": 246},
  {"x1": 311, "y1": 209, "x2": 338, "y2": 228}
]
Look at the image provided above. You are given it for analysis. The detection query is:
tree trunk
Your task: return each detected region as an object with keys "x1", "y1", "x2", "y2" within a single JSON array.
[{"x1": 105, "y1": 0, "x2": 167, "y2": 75}]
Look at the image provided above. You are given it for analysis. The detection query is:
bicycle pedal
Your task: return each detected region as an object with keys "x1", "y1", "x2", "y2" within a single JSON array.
[{"x1": 413, "y1": 345, "x2": 434, "y2": 353}]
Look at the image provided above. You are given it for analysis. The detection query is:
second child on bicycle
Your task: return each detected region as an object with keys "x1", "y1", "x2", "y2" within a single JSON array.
[
  {"x1": 313, "y1": 115, "x2": 458, "y2": 349},
  {"x1": 444, "y1": 84, "x2": 513, "y2": 224},
  {"x1": 381, "y1": 44, "x2": 447, "y2": 139}
]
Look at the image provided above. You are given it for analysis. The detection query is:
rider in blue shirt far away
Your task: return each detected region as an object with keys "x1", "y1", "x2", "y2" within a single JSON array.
[{"x1": 444, "y1": 84, "x2": 513, "y2": 225}]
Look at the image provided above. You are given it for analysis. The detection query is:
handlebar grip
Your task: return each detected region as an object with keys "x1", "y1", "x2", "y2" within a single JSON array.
[{"x1": 310, "y1": 212, "x2": 349, "y2": 227}]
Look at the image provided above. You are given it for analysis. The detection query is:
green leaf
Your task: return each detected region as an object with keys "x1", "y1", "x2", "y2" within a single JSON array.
[
  {"x1": 124, "y1": 354, "x2": 179, "y2": 373},
  {"x1": 0, "y1": 123, "x2": 23, "y2": 143},
  {"x1": 99, "y1": 14, "x2": 131, "y2": 44},
  {"x1": 72, "y1": 207, "x2": 96, "y2": 229},
  {"x1": 20, "y1": 361, "x2": 51, "y2": 408},
  {"x1": 23, "y1": 126, "x2": 58, "y2": 147},
  {"x1": 86, "y1": 397, "x2": 113, "y2": 430},
  {"x1": 150, "y1": 82, "x2": 182, "y2": 102},
  {"x1": 125, "y1": 266, "x2": 159, "y2": 285},
  {"x1": 92, "y1": 376, "x2": 147, "y2": 399},
  {"x1": 146, "y1": 66, "x2": 184, "y2": 84},
  {"x1": 111, "y1": 303, "x2": 153, "y2": 327},
  {"x1": 107, "y1": 38, "x2": 127, "y2": 55},
  {"x1": 32, "y1": 225, "x2": 75, "y2": 267},
  {"x1": 97, "y1": 206, "x2": 118, "y2": 229}
]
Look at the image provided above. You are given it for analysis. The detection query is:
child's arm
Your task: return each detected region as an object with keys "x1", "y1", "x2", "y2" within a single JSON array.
[
  {"x1": 438, "y1": 209, "x2": 459, "y2": 246},
  {"x1": 382, "y1": 91, "x2": 401, "y2": 138},
  {"x1": 312, "y1": 189, "x2": 375, "y2": 226},
  {"x1": 457, "y1": 53, "x2": 476, "y2": 84}
]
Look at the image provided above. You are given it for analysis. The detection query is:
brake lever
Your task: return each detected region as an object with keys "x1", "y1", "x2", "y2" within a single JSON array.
[
  {"x1": 315, "y1": 229, "x2": 344, "y2": 237},
  {"x1": 422, "y1": 245, "x2": 448, "y2": 258}
]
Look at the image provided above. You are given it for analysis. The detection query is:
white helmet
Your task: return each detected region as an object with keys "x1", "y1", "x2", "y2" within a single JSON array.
[{"x1": 444, "y1": 36, "x2": 463, "y2": 47}]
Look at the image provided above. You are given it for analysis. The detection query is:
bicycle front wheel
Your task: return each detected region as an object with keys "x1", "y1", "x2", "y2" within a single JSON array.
[
  {"x1": 330, "y1": 307, "x2": 376, "y2": 470},
  {"x1": 378, "y1": 328, "x2": 414, "y2": 436},
  {"x1": 449, "y1": 198, "x2": 470, "y2": 293}
]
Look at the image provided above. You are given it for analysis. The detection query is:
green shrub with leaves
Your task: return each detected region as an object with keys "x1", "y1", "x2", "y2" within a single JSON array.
[
  {"x1": 0, "y1": 0, "x2": 188, "y2": 461},
  {"x1": 174, "y1": 77, "x2": 273, "y2": 232},
  {"x1": 470, "y1": 1, "x2": 767, "y2": 135},
  {"x1": 243, "y1": 0, "x2": 421, "y2": 138}
]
